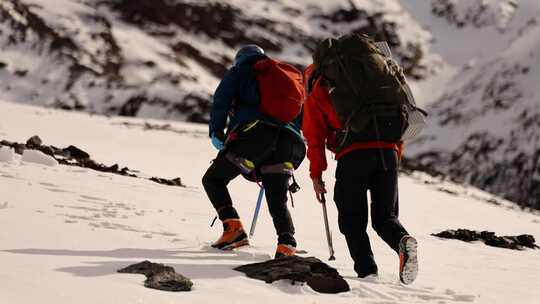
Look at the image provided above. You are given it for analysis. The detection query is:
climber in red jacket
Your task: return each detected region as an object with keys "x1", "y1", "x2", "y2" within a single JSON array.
[{"x1": 303, "y1": 60, "x2": 418, "y2": 284}]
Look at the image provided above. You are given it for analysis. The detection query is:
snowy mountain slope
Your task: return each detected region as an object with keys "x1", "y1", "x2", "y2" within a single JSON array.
[
  {"x1": 1, "y1": 100, "x2": 540, "y2": 304},
  {"x1": 431, "y1": 0, "x2": 518, "y2": 30},
  {"x1": 401, "y1": 0, "x2": 540, "y2": 210},
  {"x1": 0, "y1": 0, "x2": 431, "y2": 120}
]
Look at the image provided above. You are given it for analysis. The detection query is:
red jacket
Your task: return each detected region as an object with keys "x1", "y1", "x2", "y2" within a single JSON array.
[{"x1": 302, "y1": 64, "x2": 403, "y2": 179}]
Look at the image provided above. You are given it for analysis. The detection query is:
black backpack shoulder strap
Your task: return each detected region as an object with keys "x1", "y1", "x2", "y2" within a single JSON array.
[{"x1": 307, "y1": 68, "x2": 321, "y2": 94}]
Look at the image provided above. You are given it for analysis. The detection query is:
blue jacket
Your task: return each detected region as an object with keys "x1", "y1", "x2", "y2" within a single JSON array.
[{"x1": 209, "y1": 53, "x2": 303, "y2": 140}]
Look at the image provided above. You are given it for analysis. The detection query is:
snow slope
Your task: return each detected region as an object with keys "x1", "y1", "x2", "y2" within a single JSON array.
[{"x1": 1, "y1": 100, "x2": 539, "y2": 304}]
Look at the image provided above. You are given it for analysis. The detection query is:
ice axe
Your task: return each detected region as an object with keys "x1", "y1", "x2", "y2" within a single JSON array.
[
  {"x1": 321, "y1": 193, "x2": 336, "y2": 261},
  {"x1": 249, "y1": 186, "x2": 265, "y2": 238}
]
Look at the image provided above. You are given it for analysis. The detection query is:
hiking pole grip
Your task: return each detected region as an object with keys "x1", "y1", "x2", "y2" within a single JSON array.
[
  {"x1": 321, "y1": 194, "x2": 336, "y2": 261},
  {"x1": 249, "y1": 186, "x2": 265, "y2": 238}
]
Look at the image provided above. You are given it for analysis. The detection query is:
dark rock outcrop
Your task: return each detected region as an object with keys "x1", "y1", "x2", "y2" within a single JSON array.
[
  {"x1": 1, "y1": 0, "x2": 428, "y2": 124},
  {"x1": 150, "y1": 177, "x2": 185, "y2": 187},
  {"x1": 25, "y1": 135, "x2": 42, "y2": 148},
  {"x1": 432, "y1": 229, "x2": 539, "y2": 250},
  {"x1": 234, "y1": 256, "x2": 350, "y2": 294},
  {"x1": 118, "y1": 260, "x2": 193, "y2": 292},
  {"x1": 62, "y1": 145, "x2": 90, "y2": 160},
  {"x1": 431, "y1": 0, "x2": 518, "y2": 29},
  {"x1": 0, "y1": 136, "x2": 185, "y2": 187}
]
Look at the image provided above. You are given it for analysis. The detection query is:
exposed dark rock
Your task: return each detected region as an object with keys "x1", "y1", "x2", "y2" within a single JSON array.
[
  {"x1": 110, "y1": 0, "x2": 426, "y2": 81},
  {"x1": 115, "y1": 94, "x2": 212, "y2": 123},
  {"x1": 436, "y1": 187, "x2": 459, "y2": 196},
  {"x1": 58, "y1": 158, "x2": 137, "y2": 177},
  {"x1": 13, "y1": 143, "x2": 26, "y2": 155},
  {"x1": 110, "y1": 0, "x2": 297, "y2": 53},
  {"x1": 0, "y1": 137, "x2": 185, "y2": 187},
  {"x1": 118, "y1": 260, "x2": 193, "y2": 292},
  {"x1": 118, "y1": 96, "x2": 146, "y2": 117},
  {"x1": 37, "y1": 145, "x2": 56, "y2": 157},
  {"x1": 432, "y1": 229, "x2": 539, "y2": 250},
  {"x1": 406, "y1": 130, "x2": 540, "y2": 210},
  {"x1": 0, "y1": 140, "x2": 27, "y2": 154},
  {"x1": 143, "y1": 122, "x2": 171, "y2": 131},
  {"x1": 62, "y1": 145, "x2": 90, "y2": 160},
  {"x1": 234, "y1": 256, "x2": 350, "y2": 294},
  {"x1": 144, "y1": 270, "x2": 193, "y2": 292},
  {"x1": 1, "y1": 0, "x2": 428, "y2": 124},
  {"x1": 150, "y1": 177, "x2": 184, "y2": 187},
  {"x1": 14, "y1": 69, "x2": 28, "y2": 77},
  {"x1": 118, "y1": 260, "x2": 175, "y2": 276},
  {"x1": 431, "y1": 0, "x2": 518, "y2": 29},
  {"x1": 173, "y1": 41, "x2": 231, "y2": 79},
  {"x1": 401, "y1": 156, "x2": 449, "y2": 179},
  {"x1": 411, "y1": 63, "x2": 540, "y2": 211},
  {"x1": 25, "y1": 135, "x2": 42, "y2": 148}
]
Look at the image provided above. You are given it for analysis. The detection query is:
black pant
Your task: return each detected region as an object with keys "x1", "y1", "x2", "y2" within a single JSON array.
[
  {"x1": 202, "y1": 123, "x2": 298, "y2": 246},
  {"x1": 334, "y1": 149, "x2": 408, "y2": 276}
]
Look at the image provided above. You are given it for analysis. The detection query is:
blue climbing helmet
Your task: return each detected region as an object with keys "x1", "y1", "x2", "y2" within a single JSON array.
[{"x1": 234, "y1": 44, "x2": 265, "y2": 65}]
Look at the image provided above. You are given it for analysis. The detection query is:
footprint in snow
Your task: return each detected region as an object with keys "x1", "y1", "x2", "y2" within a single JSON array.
[
  {"x1": 46, "y1": 188, "x2": 72, "y2": 193},
  {"x1": 1, "y1": 173, "x2": 17, "y2": 179},
  {"x1": 348, "y1": 278, "x2": 475, "y2": 304},
  {"x1": 79, "y1": 195, "x2": 107, "y2": 202}
]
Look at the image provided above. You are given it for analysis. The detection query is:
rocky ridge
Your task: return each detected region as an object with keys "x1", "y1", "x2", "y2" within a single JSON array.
[
  {"x1": 0, "y1": 0, "x2": 428, "y2": 122},
  {"x1": 407, "y1": 2, "x2": 540, "y2": 209}
]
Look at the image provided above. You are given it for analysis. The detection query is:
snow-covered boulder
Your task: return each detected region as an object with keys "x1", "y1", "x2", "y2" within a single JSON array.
[
  {"x1": 0, "y1": 146, "x2": 16, "y2": 163},
  {"x1": 21, "y1": 149, "x2": 58, "y2": 167}
]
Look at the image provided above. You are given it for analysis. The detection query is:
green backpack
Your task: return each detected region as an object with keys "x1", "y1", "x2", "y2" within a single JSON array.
[{"x1": 312, "y1": 34, "x2": 411, "y2": 146}]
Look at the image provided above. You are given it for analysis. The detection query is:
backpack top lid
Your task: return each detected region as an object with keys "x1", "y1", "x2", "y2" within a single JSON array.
[
  {"x1": 338, "y1": 34, "x2": 382, "y2": 55},
  {"x1": 313, "y1": 34, "x2": 384, "y2": 69},
  {"x1": 234, "y1": 45, "x2": 265, "y2": 66},
  {"x1": 254, "y1": 58, "x2": 304, "y2": 124}
]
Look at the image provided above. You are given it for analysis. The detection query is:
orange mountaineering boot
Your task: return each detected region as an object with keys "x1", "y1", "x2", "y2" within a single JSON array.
[
  {"x1": 211, "y1": 219, "x2": 249, "y2": 250},
  {"x1": 274, "y1": 243, "x2": 297, "y2": 259}
]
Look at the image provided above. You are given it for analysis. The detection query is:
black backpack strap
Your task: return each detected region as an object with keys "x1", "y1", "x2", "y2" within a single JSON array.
[{"x1": 307, "y1": 68, "x2": 321, "y2": 94}]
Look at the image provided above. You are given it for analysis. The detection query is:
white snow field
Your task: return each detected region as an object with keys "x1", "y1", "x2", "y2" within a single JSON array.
[{"x1": 0, "y1": 99, "x2": 539, "y2": 304}]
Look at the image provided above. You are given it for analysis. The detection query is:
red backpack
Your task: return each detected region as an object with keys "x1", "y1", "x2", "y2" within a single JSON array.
[{"x1": 254, "y1": 59, "x2": 304, "y2": 123}]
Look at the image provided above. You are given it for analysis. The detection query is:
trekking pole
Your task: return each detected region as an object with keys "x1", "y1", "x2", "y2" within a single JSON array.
[
  {"x1": 249, "y1": 186, "x2": 265, "y2": 238},
  {"x1": 321, "y1": 194, "x2": 336, "y2": 261}
]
